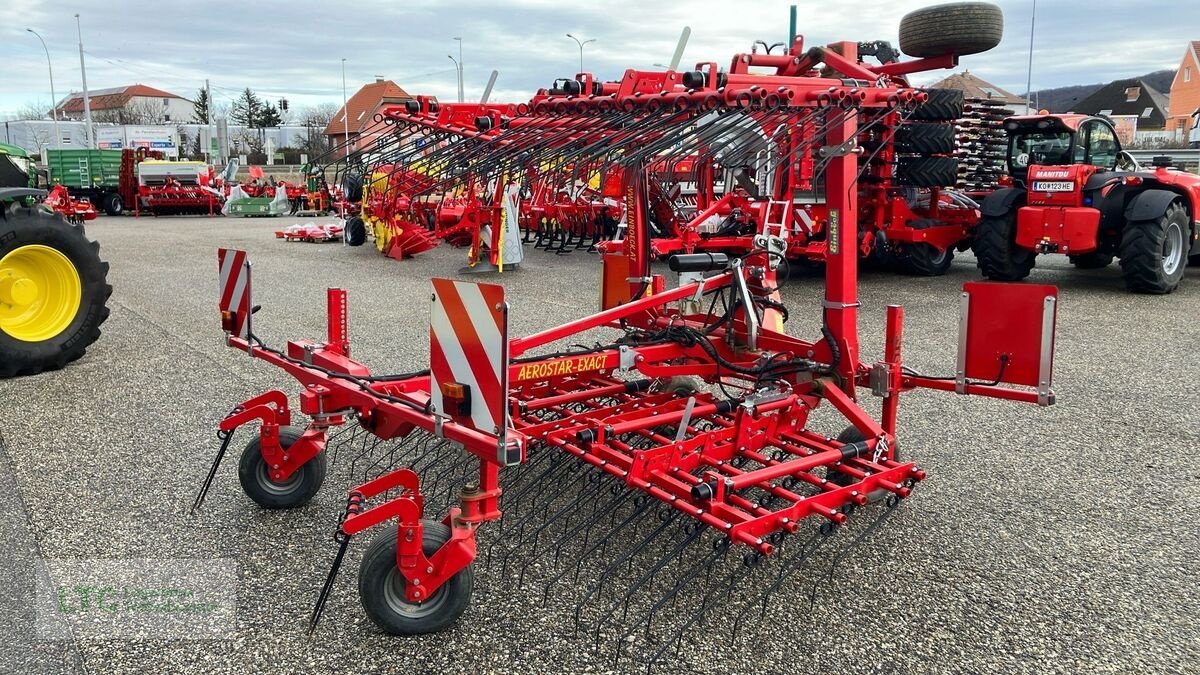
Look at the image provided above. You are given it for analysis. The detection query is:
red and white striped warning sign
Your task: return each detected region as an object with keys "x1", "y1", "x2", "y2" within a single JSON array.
[
  {"x1": 217, "y1": 248, "x2": 252, "y2": 340},
  {"x1": 429, "y1": 279, "x2": 508, "y2": 435}
]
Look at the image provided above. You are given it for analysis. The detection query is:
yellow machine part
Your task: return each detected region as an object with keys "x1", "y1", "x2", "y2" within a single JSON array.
[{"x1": 0, "y1": 244, "x2": 82, "y2": 342}]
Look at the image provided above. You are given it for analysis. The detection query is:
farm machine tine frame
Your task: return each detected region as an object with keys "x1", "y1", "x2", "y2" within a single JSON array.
[{"x1": 195, "y1": 31, "x2": 1057, "y2": 664}]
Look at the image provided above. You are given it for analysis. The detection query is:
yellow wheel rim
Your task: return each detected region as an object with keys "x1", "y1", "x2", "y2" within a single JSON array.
[{"x1": 0, "y1": 244, "x2": 82, "y2": 342}]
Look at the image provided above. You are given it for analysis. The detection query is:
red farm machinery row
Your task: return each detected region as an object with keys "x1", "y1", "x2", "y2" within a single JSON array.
[
  {"x1": 193, "y1": 3, "x2": 1063, "y2": 666},
  {"x1": 315, "y1": 13, "x2": 997, "y2": 276}
]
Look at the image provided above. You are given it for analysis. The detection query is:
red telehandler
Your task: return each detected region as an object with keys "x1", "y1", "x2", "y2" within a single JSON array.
[{"x1": 973, "y1": 113, "x2": 1200, "y2": 293}]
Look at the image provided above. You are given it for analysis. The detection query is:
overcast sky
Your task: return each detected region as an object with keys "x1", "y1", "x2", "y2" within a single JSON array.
[{"x1": 1, "y1": 0, "x2": 1193, "y2": 120}]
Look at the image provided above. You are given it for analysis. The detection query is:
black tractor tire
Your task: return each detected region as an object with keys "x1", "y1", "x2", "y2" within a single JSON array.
[
  {"x1": 893, "y1": 219, "x2": 955, "y2": 276},
  {"x1": 102, "y1": 192, "x2": 123, "y2": 216},
  {"x1": 0, "y1": 204, "x2": 111, "y2": 378},
  {"x1": 894, "y1": 123, "x2": 956, "y2": 155},
  {"x1": 345, "y1": 216, "x2": 367, "y2": 247},
  {"x1": 237, "y1": 426, "x2": 327, "y2": 509},
  {"x1": 359, "y1": 520, "x2": 474, "y2": 635},
  {"x1": 1119, "y1": 201, "x2": 1189, "y2": 294},
  {"x1": 908, "y1": 88, "x2": 965, "y2": 122},
  {"x1": 341, "y1": 174, "x2": 364, "y2": 203},
  {"x1": 1068, "y1": 251, "x2": 1113, "y2": 269},
  {"x1": 899, "y1": 2, "x2": 1004, "y2": 58},
  {"x1": 973, "y1": 211, "x2": 1035, "y2": 281},
  {"x1": 896, "y1": 157, "x2": 959, "y2": 188}
]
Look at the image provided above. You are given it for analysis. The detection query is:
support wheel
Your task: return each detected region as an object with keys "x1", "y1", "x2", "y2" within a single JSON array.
[
  {"x1": 345, "y1": 217, "x2": 367, "y2": 247},
  {"x1": 894, "y1": 219, "x2": 954, "y2": 276},
  {"x1": 1068, "y1": 251, "x2": 1113, "y2": 269},
  {"x1": 359, "y1": 521, "x2": 474, "y2": 635},
  {"x1": 828, "y1": 426, "x2": 899, "y2": 503},
  {"x1": 973, "y1": 211, "x2": 1035, "y2": 281},
  {"x1": 657, "y1": 376, "x2": 701, "y2": 397},
  {"x1": 237, "y1": 426, "x2": 326, "y2": 509},
  {"x1": 1119, "y1": 202, "x2": 1188, "y2": 294}
]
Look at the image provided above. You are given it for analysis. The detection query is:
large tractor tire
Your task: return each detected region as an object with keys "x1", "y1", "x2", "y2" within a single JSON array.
[
  {"x1": 973, "y1": 211, "x2": 1035, "y2": 281},
  {"x1": 896, "y1": 157, "x2": 959, "y2": 188},
  {"x1": 899, "y1": 2, "x2": 1004, "y2": 59},
  {"x1": 894, "y1": 123, "x2": 956, "y2": 155},
  {"x1": 908, "y1": 88, "x2": 965, "y2": 122},
  {"x1": 344, "y1": 217, "x2": 367, "y2": 247},
  {"x1": 1119, "y1": 201, "x2": 1189, "y2": 294},
  {"x1": 0, "y1": 204, "x2": 111, "y2": 378},
  {"x1": 893, "y1": 219, "x2": 955, "y2": 276}
]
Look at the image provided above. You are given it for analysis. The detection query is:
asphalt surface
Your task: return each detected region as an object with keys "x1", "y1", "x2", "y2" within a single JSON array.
[{"x1": 1, "y1": 214, "x2": 1197, "y2": 674}]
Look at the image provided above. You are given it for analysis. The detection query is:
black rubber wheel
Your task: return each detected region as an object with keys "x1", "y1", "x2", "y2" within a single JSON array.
[
  {"x1": 899, "y1": 2, "x2": 1004, "y2": 58},
  {"x1": 102, "y1": 192, "x2": 123, "y2": 216},
  {"x1": 658, "y1": 376, "x2": 700, "y2": 397},
  {"x1": 893, "y1": 219, "x2": 955, "y2": 276},
  {"x1": 1068, "y1": 251, "x2": 1113, "y2": 269},
  {"x1": 0, "y1": 204, "x2": 111, "y2": 378},
  {"x1": 973, "y1": 211, "x2": 1035, "y2": 281},
  {"x1": 827, "y1": 426, "x2": 899, "y2": 502},
  {"x1": 342, "y1": 174, "x2": 364, "y2": 203},
  {"x1": 1119, "y1": 201, "x2": 1189, "y2": 294},
  {"x1": 894, "y1": 123, "x2": 956, "y2": 155},
  {"x1": 896, "y1": 157, "x2": 959, "y2": 188},
  {"x1": 908, "y1": 89, "x2": 965, "y2": 122},
  {"x1": 237, "y1": 426, "x2": 327, "y2": 509},
  {"x1": 359, "y1": 520, "x2": 473, "y2": 635},
  {"x1": 345, "y1": 217, "x2": 367, "y2": 247}
]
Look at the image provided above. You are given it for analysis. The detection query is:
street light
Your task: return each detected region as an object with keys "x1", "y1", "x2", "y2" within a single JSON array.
[
  {"x1": 341, "y1": 58, "x2": 349, "y2": 157},
  {"x1": 447, "y1": 54, "x2": 462, "y2": 103},
  {"x1": 452, "y1": 37, "x2": 464, "y2": 102},
  {"x1": 26, "y1": 28, "x2": 60, "y2": 150},
  {"x1": 566, "y1": 33, "x2": 596, "y2": 75},
  {"x1": 75, "y1": 13, "x2": 93, "y2": 149}
]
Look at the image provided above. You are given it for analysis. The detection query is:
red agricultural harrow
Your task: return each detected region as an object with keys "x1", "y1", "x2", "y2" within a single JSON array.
[{"x1": 194, "y1": 3, "x2": 1057, "y2": 666}]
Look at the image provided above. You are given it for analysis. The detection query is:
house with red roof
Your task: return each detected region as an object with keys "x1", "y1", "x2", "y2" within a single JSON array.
[
  {"x1": 325, "y1": 78, "x2": 412, "y2": 156},
  {"x1": 1166, "y1": 41, "x2": 1200, "y2": 139},
  {"x1": 53, "y1": 84, "x2": 194, "y2": 124}
]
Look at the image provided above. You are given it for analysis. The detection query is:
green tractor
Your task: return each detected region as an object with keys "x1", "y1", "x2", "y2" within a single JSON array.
[{"x1": 0, "y1": 142, "x2": 111, "y2": 377}]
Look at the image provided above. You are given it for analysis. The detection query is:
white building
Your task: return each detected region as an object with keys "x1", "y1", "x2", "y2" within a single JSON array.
[{"x1": 53, "y1": 84, "x2": 195, "y2": 125}]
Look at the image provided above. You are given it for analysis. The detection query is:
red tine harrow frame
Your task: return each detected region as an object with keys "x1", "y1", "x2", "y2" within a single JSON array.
[{"x1": 194, "y1": 8, "x2": 1058, "y2": 667}]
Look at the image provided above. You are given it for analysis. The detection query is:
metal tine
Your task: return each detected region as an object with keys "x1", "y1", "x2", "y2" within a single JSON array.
[
  {"x1": 483, "y1": 452, "x2": 569, "y2": 562},
  {"x1": 606, "y1": 521, "x2": 709, "y2": 629},
  {"x1": 730, "y1": 527, "x2": 826, "y2": 641},
  {"x1": 566, "y1": 497, "x2": 656, "y2": 635},
  {"x1": 510, "y1": 472, "x2": 614, "y2": 588},
  {"x1": 577, "y1": 508, "x2": 683, "y2": 644},
  {"x1": 809, "y1": 498, "x2": 902, "y2": 610},
  {"x1": 645, "y1": 558, "x2": 748, "y2": 673},
  {"x1": 615, "y1": 538, "x2": 727, "y2": 647}
]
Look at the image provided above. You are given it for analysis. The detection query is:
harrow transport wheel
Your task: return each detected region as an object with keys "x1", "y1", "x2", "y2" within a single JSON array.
[
  {"x1": 899, "y1": 2, "x2": 1004, "y2": 59},
  {"x1": 345, "y1": 217, "x2": 367, "y2": 247},
  {"x1": 237, "y1": 426, "x2": 327, "y2": 509},
  {"x1": 894, "y1": 219, "x2": 954, "y2": 276},
  {"x1": 1068, "y1": 251, "x2": 1113, "y2": 269},
  {"x1": 359, "y1": 521, "x2": 473, "y2": 635},
  {"x1": 658, "y1": 375, "x2": 701, "y2": 396},
  {"x1": 828, "y1": 426, "x2": 898, "y2": 503},
  {"x1": 973, "y1": 211, "x2": 1035, "y2": 281},
  {"x1": 1119, "y1": 202, "x2": 1188, "y2": 294},
  {"x1": 907, "y1": 88, "x2": 965, "y2": 122},
  {"x1": 0, "y1": 204, "x2": 111, "y2": 378}
]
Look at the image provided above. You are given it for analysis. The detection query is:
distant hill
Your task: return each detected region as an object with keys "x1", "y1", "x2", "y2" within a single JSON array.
[{"x1": 1028, "y1": 70, "x2": 1174, "y2": 112}]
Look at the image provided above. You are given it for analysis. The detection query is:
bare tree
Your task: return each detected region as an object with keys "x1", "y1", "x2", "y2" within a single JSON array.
[
  {"x1": 3, "y1": 99, "x2": 52, "y2": 121},
  {"x1": 297, "y1": 102, "x2": 339, "y2": 158},
  {"x1": 93, "y1": 100, "x2": 168, "y2": 125}
]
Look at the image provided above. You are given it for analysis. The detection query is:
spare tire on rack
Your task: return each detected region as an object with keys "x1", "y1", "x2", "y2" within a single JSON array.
[
  {"x1": 899, "y1": 2, "x2": 1005, "y2": 59},
  {"x1": 895, "y1": 156, "x2": 959, "y2": 188},
  {"x1": 908, "y1": 88, "x2": 965, "y2": 122}
]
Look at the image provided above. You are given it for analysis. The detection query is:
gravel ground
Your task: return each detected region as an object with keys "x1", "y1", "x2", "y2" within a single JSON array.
[{"x1": 1, "y1": 214, "x2": 1197, "y2": 674}]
